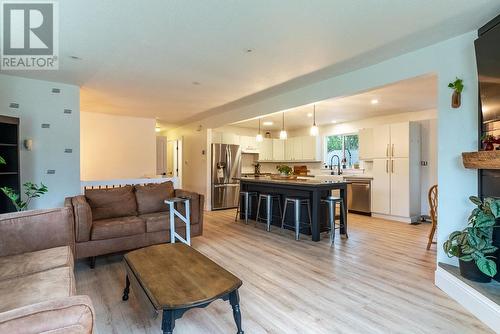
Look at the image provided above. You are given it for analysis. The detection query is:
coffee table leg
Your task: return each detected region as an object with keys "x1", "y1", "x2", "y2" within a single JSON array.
[
  {"x1": 162, "y1": 310, "x2": 175, "y2": 334},
  {"x1": 122, "y1": 275, "x2": 130, "y2": 301},
  {"x1": 229, "y1": 290, "x2": 244, "y2": 334}
]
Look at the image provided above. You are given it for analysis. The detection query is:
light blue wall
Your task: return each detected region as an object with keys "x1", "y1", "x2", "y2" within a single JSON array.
[
  {"x1": 0, "y1": 74, "x2": 81, "y2": 209},
  {"x1": 197, "y1": 31, "x2": 479, "y2": 265}
]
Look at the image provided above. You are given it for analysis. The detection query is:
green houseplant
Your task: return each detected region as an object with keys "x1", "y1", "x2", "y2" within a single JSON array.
[
  {"x1": 443, "y1": 196, "x2": 499, "y2": 282},
  {"x1": 276, "y1": 165, "x2": 293, "y2": 176},
  {"x1": 448, "y1": 77, "x2": 464, "y2": 108},
  {"x1": 0, "y1": 155, "x2": 48, "y2": 211},
  {"x1": 1, "y1": 182, "x2": 48, "y2": 211}
]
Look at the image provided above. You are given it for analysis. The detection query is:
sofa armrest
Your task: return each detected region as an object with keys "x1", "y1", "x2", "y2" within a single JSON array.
[
  {"x1": 0, "y1": 295, "x2": 95, "y2": 334},
  {"x1": 71, "y1": 195, "x2": 93, "y2": 243},
  {"x1": 0, "y1": 207, "x2": 75, "y2": 258},
  {"x1": 174, "y1": 189, "x2": 204, "y2": 229}
]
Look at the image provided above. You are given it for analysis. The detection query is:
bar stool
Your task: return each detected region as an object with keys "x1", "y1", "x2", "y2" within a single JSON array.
[
  {"x1": 281, "y1": 197, "x2": 312, "y2": 240},
  {"x1": 235, "y1": 191, "x2": 258, "y2": 224},
  {"x1": 255, "y1": 193, "x2": 282, "y2": 232},
  {"x1": 322, "y1": 196, "x2": 346, "y2": 245}
]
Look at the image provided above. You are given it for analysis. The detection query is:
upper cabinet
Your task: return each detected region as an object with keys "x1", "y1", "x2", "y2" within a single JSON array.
[
  {"x1": 213, "y1": 130, "x2": 321, "y2": 162},
  {"x1": 361, "y1": 122, "x2": 417, "y2": 160},
  {"x1": 257, "y1": 138, "x2": 273, "y2": 161},
  {"x1": 358, "y1": 128, "x2": 374, "y2": 160},
  {"x1": 272, "y1": 139, "x2": 285, "y2": 161}
]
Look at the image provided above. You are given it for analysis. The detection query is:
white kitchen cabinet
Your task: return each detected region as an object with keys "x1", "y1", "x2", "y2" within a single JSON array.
[
  {"x1": 358, "y1": 128, "x2": 373, "y2": 160},
  {"x1": 390, "y1": 158, "x2": 410, "y2": 217},
  {"x1": 371, "y1": 159, "x2": 391, "y2": 215},
  {"x1": 272, "y1": 139, "x2": 285, "y2": 160},
  {"x1": 285, "y1": 137, "x2": 303, "y2": 160},
  {"x1": 222, "y1": 133, "x2": 240, "y2": 145},
  {"x1": 301, "y1": 136, "x2": 318, "y2": 160},
  {"x1": 257, "y1": 138, "x2": 273, "y2": 161},
  {"x1": 212, "y1": 131, "x2": 223, "y2": 144},
  {"x1": 390, "y1": 122, "x2": 410, "y2": 158},
  {"x1": 372, "y1": 125, "x2": 391, "y2": 158},
  {"x1": 240, "y1": 136, "x2": 259, "y2": 153},
  {"x1": 370, "y1": 122, "x2": 421, "y2": 222}
]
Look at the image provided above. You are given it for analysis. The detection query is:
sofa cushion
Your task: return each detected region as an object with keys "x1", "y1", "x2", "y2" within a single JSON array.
[
  {"x1": 134, "y1": 181, "x2": 175, "y2": 215},
  {"x1": 139, "y1": 211, "x2": 189, "y2": 233},
  {"x1": 85, "y1": 186, "x2": 137, "y2": 220},
  {"x1": 0, "y1": 246, "x2": 73, "y2": 282},
  {"x1": 91, "y1": 216, "x2": 145, "y2": 241},
  {"x1": 0, "y1": 266, "x2": 75, "y2": 313}
]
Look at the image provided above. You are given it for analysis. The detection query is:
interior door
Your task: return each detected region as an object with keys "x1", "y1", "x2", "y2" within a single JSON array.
[
  {"x1": 371, "y1": 158, "x2": 391, "y2": 215},
  {"x1": 156, "y1": 136, "x2": 167, "y2": 175},
  {"x1": 390, "y1": 122, "x2": 409, "y2": 158},
  {"x1": 390, "y1": 158, "x2": 410, "y2": 217},
  {"x1": 372, "y1": 125, "x2": 390, "y2": 158}
]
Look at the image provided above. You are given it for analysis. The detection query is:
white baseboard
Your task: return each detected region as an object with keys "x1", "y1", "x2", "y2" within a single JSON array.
[
  {"x1": 371, "y1": 213, "x2": 418, "y2": 223},
  {"x1": 435, "y1": 267, "x2": 500, "y2": 333}
]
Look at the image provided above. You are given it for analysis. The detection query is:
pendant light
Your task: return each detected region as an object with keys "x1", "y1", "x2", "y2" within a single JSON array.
[
  {"x1": 310, "y1": 104, "x2": 319, "y2": 136},
  {"x1": 279, "y1": 112, "x2": 287, "y2": 140},
  {"x1": 256, "y1": 119, "x2": 263, "y2": 142}
]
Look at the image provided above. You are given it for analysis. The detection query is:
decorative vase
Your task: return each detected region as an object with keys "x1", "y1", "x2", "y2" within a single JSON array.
[
  {"x1": 451, "y1": 91, "x2": 461, "y2": 108},
  {"x1": 458, "y1": 258, "x2": 491, "y2": 283}
]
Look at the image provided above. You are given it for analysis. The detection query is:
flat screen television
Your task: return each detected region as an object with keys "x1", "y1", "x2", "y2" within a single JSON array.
[{"x1": 475, "y1": 15, "x2": 500, "y2": 128}]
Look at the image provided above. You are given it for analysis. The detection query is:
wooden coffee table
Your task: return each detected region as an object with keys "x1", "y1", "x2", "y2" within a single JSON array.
[{"x1": 122, "y1": 243, "x2": 244, "y2": 334}]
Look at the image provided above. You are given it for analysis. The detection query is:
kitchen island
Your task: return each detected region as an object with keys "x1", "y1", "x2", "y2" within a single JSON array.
[{"x1": 238, "y1": 176, "x2": 349, "y2": 241}]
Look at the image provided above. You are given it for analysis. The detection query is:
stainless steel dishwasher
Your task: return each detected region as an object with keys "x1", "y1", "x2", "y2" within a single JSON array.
[{"x1": 344, "y1": 177, "x2": 371, "y2": 215}]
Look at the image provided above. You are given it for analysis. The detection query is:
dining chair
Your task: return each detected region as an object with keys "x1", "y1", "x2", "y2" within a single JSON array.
[{"x1": 426, "y1": 184, "x2": 438, "y2": 250}]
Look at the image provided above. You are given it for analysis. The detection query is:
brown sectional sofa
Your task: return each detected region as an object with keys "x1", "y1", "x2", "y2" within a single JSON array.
[
  {"x1": 0, "y1": 208, "x2": 95, "y2": 333},
  {"x1": 66, "y1": 181, "x2": 204, "y2": 263}
]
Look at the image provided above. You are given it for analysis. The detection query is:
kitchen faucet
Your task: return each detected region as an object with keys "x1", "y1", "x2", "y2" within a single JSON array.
[{"x1": 329, "y1": 154, "x2": 342, "y2": 175}]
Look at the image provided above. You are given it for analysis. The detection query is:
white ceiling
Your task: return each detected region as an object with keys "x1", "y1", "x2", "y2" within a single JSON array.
[
  {"x1": 232, "y1": 74, "x2": 437, "y2": 130},
  {"x1": 2, "y1": 1, "x2": 499, "y2": 125}
]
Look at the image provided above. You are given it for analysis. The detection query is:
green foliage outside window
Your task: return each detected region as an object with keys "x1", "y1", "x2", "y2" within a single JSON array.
[{"x1": 326, "y1": 135, "x2": 359, "y2": 152}]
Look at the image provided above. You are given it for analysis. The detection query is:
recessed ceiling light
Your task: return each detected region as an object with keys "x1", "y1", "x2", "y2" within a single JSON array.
[
  {"x1": 192, "y1": 81, "x2": 201, "y2": 85},
  {"x1": 371, "y1": 99, "x2": 379, "y2": 105},
  {"x1": 307, "y1": 113, "x2": 313, "y2": 117},
  {"x1": 263, "y1": 121, "x2": 273, "y2": 126},
  {"x1": 331, "y1": 120, "x2": 337, "y2": 124}
]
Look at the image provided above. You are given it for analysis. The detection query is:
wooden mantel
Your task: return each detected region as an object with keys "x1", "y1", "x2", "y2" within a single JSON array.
[{"x1": 462, "y1": 151, "x2": 500, "y2": 169}]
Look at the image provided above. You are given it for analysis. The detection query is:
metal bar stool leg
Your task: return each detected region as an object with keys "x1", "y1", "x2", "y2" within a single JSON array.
[
  {"x1": 244, "y1": 192, "x2": 250, "y2": 224},
  {"x1": 234, "y1": 193, "x2": 241, "y2": 222},
  {"x1": 266, "y1": 196, "x2": 272, "y2": 232},
  {"x1": 281, "y1": 200, "x2": 288, "y2": 230},
  {"x1": 340, "y1": 199, "x2": 348, "y2": 238},
  {"x1": 331, "y1": 202, "x2": 336, "y2": 245},
  {"x1": 294, "y1": 199, "x2": 300, "y2": 241},
  {"x1": 255, "y1": 195, "x2": 262, "y2": 227}
]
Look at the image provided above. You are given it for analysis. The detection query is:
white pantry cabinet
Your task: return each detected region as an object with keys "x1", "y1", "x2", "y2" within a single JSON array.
[
  {"x1": 371, "y1": 122, "x2": 421, "y2": 223},
  {"x1": 358, "y1": 128, "x2": 374, "y2": 160}
]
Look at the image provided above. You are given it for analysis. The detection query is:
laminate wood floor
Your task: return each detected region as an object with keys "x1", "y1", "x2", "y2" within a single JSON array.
[{"x1": 75, "y1": 210, "x2": 492, "y2": 334}]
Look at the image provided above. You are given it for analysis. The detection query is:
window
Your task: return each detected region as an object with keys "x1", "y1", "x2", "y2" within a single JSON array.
[{"x1": 325, "y1": 134, "x2": 359, "y2": 167}]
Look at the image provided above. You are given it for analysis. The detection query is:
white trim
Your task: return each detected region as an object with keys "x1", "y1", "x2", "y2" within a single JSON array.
[
  {"x1": 371, "y1": 213, "x2": 419, "y2": 223},
  {"x1": 81, "y1": 177, "x2": 180, "y2": 193},
  {"x1": 435, "y1": 266, "x2": 500, "y2": 333}
]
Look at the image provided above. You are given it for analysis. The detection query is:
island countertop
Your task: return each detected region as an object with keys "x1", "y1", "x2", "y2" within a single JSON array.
[
  {"x1": 238, "y1": 176, "x2": 349, "y2": 242},
  {"x1": 237, "y1": 175, "x2": 350, "y2": 187}
]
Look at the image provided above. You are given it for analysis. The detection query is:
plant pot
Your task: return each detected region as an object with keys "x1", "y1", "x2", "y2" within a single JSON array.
[
  {"x1": 483, "y1": 142, "x2": 495, "y2": 151},
  {"x1": 459, "y1": 259, "x2": 491, "y2": 283},
  {"x1": 451, "y1": 91, "x2": 461, "y2": 108}
]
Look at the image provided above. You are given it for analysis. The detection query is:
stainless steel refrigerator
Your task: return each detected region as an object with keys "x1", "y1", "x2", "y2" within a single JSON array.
[{"x1": 211, "y1": 143, "x2": 241, "y2": 210}]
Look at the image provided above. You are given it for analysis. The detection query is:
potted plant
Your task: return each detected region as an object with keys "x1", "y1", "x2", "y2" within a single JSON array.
[
  {"x1": 443, "y1": 196, "x2": 499, "y2": 282},
  {"x1": 276, "y1": 165, "x2": 293, "y2": 176},
  {"x1": 448, "y1": 77, "x2": 464, "y2": 108},
  {"x1": 481, "y1": 134, "x2": 496, "y2": 151},
  {"x1": 0, "y1": 155, "x2": 5, "y2": 165},
  {"x1": 1, "y1": 182, "x2": 48, "y2": 211}
]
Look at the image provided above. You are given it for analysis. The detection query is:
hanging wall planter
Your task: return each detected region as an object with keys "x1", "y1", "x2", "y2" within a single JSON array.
[{"x1": 448, "y1": 77, "x2": 464, "y2": 108}]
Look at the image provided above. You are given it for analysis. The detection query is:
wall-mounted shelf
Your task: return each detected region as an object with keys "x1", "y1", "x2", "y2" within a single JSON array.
[{"x1": 462, "y1": 151, "x2": 500, "y2": 169}]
